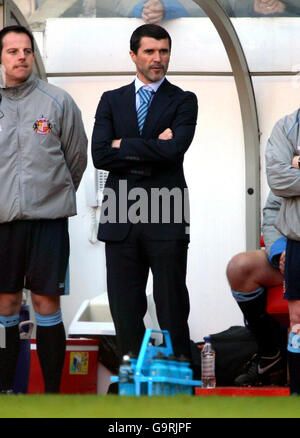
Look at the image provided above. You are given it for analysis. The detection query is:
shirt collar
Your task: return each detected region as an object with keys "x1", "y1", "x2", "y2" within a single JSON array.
[
  {"x1": 134, "y1": 75, "x2": 165, "y2": 94},
  {"x1": 0, "y1": 71, "x2": 38, "y2": 100}
]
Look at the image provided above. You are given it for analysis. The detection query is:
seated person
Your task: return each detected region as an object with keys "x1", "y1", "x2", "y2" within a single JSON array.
[
  {"x1": 252, "y1": 0, "x2": 300, "y2": 16},
  {"x1": 226, "y1": 190, "x2": 286, "y2": 385},
  {"x1": 128, "y1": 0, "x2": 299, "y2": 22},
  {"x1": 29, "y1": 0, "x2": 300, "y2": 25}
]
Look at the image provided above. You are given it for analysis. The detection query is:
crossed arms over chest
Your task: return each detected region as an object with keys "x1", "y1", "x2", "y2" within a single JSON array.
[{"x1": 91, "y1": 81, "x2": 198, "y2": 176}]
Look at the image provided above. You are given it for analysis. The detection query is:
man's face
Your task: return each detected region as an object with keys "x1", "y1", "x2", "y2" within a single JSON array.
[
  {"x1": 1, "y1": 32, "x2": 34, "y2": 87},
  {"x1": 130, "y1": 36, "x2": 170, "y2": 84}
]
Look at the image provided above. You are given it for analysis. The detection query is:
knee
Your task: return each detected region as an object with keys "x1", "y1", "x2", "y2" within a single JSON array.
[
  {"x1": 226, "y1": 252, "x2": 254, "y2": 290},
  {"x1": 0, "y1": 292, "x2": 22, "y2": 316},
  {"x1": 31, "y1": 294, "x2": 60, "y2": 315}
]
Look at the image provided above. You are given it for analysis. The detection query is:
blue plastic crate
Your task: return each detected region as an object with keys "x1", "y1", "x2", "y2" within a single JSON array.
[{"x1": 111, "y1": 329, "x2": 202, "y2": 396}]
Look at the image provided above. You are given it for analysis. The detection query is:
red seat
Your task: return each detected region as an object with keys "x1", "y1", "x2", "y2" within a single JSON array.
[
  {"x1": 266, "y1": 285, "x2": 289, "y2": 326},
  {"x1": 260, "y1": 235, "x2": 289, "y2": 326}
]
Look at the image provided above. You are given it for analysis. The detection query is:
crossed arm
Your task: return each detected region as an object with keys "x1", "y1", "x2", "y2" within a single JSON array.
[
  {"x1": 92, "y1": 91, "x2": 198, "y2": 173},
  {"x1": 266, "y1": 120, "x2": 300, "y2": 198},
  {"x1": 111, "y1": 127, "x2": 173, "y2": 149}
]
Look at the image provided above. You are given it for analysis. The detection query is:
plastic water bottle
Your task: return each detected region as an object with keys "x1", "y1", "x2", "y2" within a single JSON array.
[
  {"x1": 118, "y1": 355, "x2": 135, "y2": 395},
  {"x1": 178, "y1": 355, "x2": 193, "y2": 395},
  {"x1": 150, "y1": 352, "x2": 168, "y2": 395},
  {"x1": 128, "y1": 353, "x2": 146, "y2": 395},
  {"x1": 167, "y1": 355, "x2": 179, "y2": 395},
  {"x1": 201, "y1": 337, "x2": 216, "y2": 388},
  {"x1": 13, "y1": 292, "x2": 34, "y2": 394}
]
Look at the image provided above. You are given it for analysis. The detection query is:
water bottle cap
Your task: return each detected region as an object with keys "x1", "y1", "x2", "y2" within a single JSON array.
[{"x1": 203, "y1": 336, "x2": 211, "y2": 342}]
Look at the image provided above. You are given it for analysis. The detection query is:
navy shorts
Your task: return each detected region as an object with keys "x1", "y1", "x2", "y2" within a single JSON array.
[
  {"x1": 284, "y1": 238, "x2": 300, "y2": 300},
  {"x1": 0, "y1": 219, "x2": 69, "y2": 296}
]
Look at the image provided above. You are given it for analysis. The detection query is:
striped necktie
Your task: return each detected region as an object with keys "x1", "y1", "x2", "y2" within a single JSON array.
[{"x1": 137, "y1": 88, "x2": 154, "y2": 133}]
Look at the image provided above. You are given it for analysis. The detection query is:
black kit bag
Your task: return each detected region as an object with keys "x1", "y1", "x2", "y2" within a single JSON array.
[
  {"x1": 209, "y1": 325, "x2": 259, "y2": 386},
  {"x1": 191, "y1": 325, "x2": 258, "y2": 386}
]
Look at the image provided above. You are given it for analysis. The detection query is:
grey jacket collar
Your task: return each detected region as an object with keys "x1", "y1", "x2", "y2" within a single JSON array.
[{"x1": 1, "y1": 71, "x2": 38, "y2": 100}]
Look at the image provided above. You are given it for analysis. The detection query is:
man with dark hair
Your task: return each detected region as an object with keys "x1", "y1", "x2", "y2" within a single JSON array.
[
  {"x1": 0, "y1": 25, "x2": 34, "y2": 55},
  {"x1": 129, "y1": 21, "x2": 171, "y2": 53},
  {"x1": 92, "y1": 24, "x2": 198, "y2": 363},
  {"x1": 0, "y1": 25, "x2": 87, "y2": 394}
]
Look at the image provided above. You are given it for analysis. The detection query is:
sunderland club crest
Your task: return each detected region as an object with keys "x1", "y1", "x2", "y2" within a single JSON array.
[{"x1": 33, "y1": 116, "x2": 52, "y2": 135}]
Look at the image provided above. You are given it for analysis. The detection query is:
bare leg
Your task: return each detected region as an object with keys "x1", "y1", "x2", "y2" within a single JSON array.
[{"x1": 226, "y1": 250, "x2": 283, "y2": 292}]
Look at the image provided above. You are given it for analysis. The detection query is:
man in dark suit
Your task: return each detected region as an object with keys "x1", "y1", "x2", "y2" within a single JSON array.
[{"x1": 92, "y1": 24, "x2": 198, "y2": 362}]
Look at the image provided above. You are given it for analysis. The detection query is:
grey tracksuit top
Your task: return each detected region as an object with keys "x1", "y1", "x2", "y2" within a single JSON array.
[
  {"x1": 266, "y1": 108, "x2": 300, "y2": 241},
  {"x1": 0, "y1": 72, "x2": 87, "y2": 223}
]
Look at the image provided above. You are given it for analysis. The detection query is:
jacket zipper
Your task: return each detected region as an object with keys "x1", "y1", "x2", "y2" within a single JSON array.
[{"x1": 17, "y1": 101, "x2": 23, "y2": 217}]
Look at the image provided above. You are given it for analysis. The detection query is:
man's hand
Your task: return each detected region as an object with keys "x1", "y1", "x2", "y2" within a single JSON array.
[
  {"x1": 142, "y1": 0, "x2": 165, "y2": 24},
  {"x1": 279, "y1": 251, "x2": 285, "y2": 275},
  {"x1": 111, "y1": 139, "x2": 121, "y2": 148},
  {"x1": 291, "y1": 324, "x2": 300, "y2": 334},
  {"x1": 292, "y1": 155, "x2": 300, "y2": 169},
  {"x1": 158, "y1": 128, "x2": 173, "y2": 140},
  {"x1": 254, "y1": 0, "x2": 285, "y2": 15}
]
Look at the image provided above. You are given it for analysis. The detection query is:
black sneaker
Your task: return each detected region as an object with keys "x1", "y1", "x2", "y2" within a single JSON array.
[{"x1": 234, "y1": 350, "x2": 284, "y2": 386}]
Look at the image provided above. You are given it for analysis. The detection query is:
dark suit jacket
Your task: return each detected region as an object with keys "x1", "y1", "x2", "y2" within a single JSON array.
[{"x1": 91, "y1": 78, "x2": 198, "y2": 242}]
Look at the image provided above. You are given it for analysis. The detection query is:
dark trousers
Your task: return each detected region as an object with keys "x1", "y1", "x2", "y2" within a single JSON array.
[{"x1": 105, "y1": 224, "x2": 191, "y2": 361}]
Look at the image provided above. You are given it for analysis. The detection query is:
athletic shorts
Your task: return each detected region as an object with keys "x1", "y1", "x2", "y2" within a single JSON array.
[
  {"x1": 0, "y1": 219, "x2": 69, "y2": 296},
  {"x1": 284, "y1": 238, "x2": 300, "y2": 300}
]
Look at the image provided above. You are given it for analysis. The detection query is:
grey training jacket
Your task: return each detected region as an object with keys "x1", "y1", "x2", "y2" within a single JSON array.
[
  {"x1": 262, "y1": 190, "x2": 284, "y2": 256},
  {"x1": 0, "y1": 72, "x2": 87, "y2": 223},
  {"x1": 265, "y1": 107, "x2": 300, "y2": 240}
]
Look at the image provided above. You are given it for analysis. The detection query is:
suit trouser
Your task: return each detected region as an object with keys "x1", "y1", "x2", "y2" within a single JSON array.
[{"x1": 105, "y1": 224, "x2": 191, "y2": 361}]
